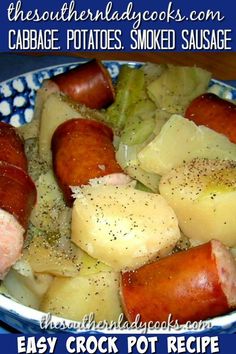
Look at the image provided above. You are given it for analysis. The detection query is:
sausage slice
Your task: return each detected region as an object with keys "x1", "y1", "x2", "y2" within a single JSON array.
[
  {"x1": 185, "y1": 93, "x2": 236, "y2": 143},
  {"x1": 51, "y1": 59, "x2": 115, "y2": 109},
  {"x1": 51, "y1": 118, "x2": 122, "y2": 206},
  {"x1": 121, "y1": 240, "x2": 236, "y2": 324},
  {"x1": 0, "y1": 122, "x2": 27, "y2": 171},
  {"x1": 0, "y1": 162, "x2": 37, "y2": 279}
]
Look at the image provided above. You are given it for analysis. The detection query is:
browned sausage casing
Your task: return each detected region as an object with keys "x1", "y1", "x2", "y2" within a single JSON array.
[
  {"x1": 51, "y1": 118, "x2": 123, "y2": 206},
  {"x1": 0, "y1": 122, "x2": 28, "y2": 171},
  {"x1": 185, "y1": 93, "x2": 236, "y2": 143},
  {"x1": 0, "y1": 162, "x2": 37, "y2": 230},
  {"x1": 121, "y1": 240, "x2": 236, "y2": 324},
  {"x1": 52, "y1": 59, "x2": 115, "y2": 109}
]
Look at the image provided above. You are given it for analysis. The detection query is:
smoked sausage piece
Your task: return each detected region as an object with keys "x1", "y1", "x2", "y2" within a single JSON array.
[
  {"x1": 121, "y1": 240, "x2": 236, "y2": 324},
  {"x1": 185, "y1": 93, "x2": 236, "y2": 143},
  {"x1": 0, "y1": 161, "x2": 37, "y2": 230},
  {"x1": 0, "y1": 161, "x2": 37, "y2": 279},
  {"x1": 51, "y1": 118, "x2": 123, "y2": 206},
  {"x1": 51, "y1": 59, "x2": 115, "y2": 109},
  {"x1": 0, "y1": 122, "x2": 28, "y2": 171}
]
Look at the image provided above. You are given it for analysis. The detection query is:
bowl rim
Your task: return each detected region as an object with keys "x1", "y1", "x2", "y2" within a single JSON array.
[{"x1": 1, "y1": 287, "x2": 236, "y2": 334}]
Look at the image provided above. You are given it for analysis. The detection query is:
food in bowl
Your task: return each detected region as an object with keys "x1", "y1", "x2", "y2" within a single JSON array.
[{"x1": 0, "y1": 58, "x2": 236, "y2": 331}]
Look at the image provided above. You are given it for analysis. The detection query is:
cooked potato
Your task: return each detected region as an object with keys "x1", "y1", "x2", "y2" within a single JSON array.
[
  {"x1": 40, "y1": 271, "x2": 122, "y2": 322},
  {"x1": 17, "y1": 83, "x2": 46, "y2": 140},
  {"x1": 72, "y1": 185, "x2": 180, "y2": 271},
  {"x1": 159, "y1": 158, "x2": 236, "y2": 247},
  {"x1": 138, "y1": 115, "x2": 236, "y2": 176},
  {"x1": 33, "y1": 81, "x2": 57, "y2": 123},
  {"x1": 78, "y1": 249, "x2": 111, "y2": 276}
]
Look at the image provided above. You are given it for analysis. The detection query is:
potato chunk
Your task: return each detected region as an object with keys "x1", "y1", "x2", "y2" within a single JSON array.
[
  {"x1": 159, "y1": 158, "x2": 236, "y2": 247},
  {"x1": 72, "y1": 185, "x2": 180, "y2": 271},
  {"x1": 138, "y1": 115, "x2": 236, "y2": 176},
  {"x1": 40, "y1": 271, "x2": 122, "y2": 322}
]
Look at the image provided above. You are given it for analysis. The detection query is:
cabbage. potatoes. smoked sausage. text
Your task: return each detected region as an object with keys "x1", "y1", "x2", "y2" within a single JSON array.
[{"x1": 121, "y1": 240, "x2": 236, "y2": 324}]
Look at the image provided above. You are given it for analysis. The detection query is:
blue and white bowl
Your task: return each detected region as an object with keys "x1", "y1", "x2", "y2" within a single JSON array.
[{"x1": 0, "y1": 60, "x2": 236, "y2": 334}]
